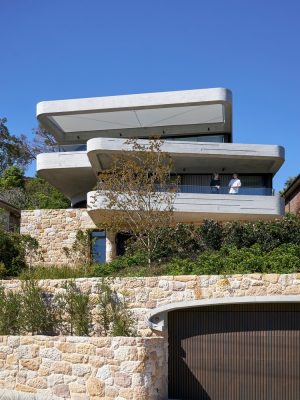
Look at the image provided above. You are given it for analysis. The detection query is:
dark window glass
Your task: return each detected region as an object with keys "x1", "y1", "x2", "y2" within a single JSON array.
[{"x1": 91, "y1": 231, "x2": 106, "y2": 263}]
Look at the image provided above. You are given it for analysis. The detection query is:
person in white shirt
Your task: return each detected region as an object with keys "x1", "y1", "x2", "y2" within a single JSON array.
[{"x1": 228, "y1": 173, "x2": 241, "y2": 194}]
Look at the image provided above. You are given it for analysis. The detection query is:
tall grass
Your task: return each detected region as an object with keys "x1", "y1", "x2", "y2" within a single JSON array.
[{"x1": 18, "y1": 265, "x2": 93, "y2": 280}]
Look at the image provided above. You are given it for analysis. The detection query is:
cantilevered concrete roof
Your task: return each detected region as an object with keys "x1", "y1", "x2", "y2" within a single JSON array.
[
  {"x1": 87, "y1": 138, "x2": 285, "y2": 174},
  {"x1": 37, "y1": 88, "x2": 232, "y2": 144}
]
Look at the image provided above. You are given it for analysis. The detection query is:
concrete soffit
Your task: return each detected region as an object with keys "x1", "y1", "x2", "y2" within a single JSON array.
[{"x1": 148, "y1": 295, "x2": 300, "y2": 332}]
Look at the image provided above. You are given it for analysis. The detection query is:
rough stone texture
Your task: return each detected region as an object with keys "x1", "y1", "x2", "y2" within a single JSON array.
[
  {"x1": 0, "y1": 336, "x2": 167, "y2": 400},
  {"x1": 2, "y1": 274, "x2": 300, "y2": 398},
  {"x1": 2, "y1": 274, "x2": 300, "y2": 336},
  {"x1": 20, "y1": 209, "x2": 96, "y2": 266}
]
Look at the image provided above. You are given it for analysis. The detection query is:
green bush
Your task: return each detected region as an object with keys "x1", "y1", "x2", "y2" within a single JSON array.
[
  {"x1": 165, "y1": 243, "x2": 300, "y2": 276},
  {"x1": 20, "y1": 280, "x2": 52, "y2": 335},
  {"x1": 19, "y1": 265, "x2": 92, "y2": 280},
  {"x1": 0, "y1": 229, "x2": 39, "y2": 277},
  {"x1": 126, "y1": 215, "x2": 300, "y2": 263},
  {"x1": 0, "y1": 286, "x2": 21, "y2": 335},
  {"x1": 92, "y1": 252, "x2": 147, "y2": 277},
  {"x1": 55, "y1": 281, "x2": 91, "y2": 336},
  {"x1": 96, "y1": 280, "x2": 136, "y2": 336}
]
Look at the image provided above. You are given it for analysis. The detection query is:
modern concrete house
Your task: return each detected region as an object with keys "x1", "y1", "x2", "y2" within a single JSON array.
[{"x1": 22, "y1": 88, "x2": 285, "y2": 264}]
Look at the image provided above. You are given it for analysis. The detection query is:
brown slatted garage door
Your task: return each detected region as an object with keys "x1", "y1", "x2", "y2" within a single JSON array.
[{"x1": 169, "y1": 303, "x2": 300, "y2": 400}]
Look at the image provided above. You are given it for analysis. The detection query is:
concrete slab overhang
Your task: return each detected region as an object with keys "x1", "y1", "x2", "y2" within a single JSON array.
[
  {"x1": 36, "y1": 152, "x2": 96, "y2": 205},
  {"x1": 87, "y1": 138, "x2": 285, "y2": 174},
  {"x1": 36, "y1": 88, "x2": 232, "y2": 144},
  {"x1": 148, "y1": 295, "x2": 300, "y2": 332},
  {"x1": 87, "y1": 190, "x2": 285, "y2": 224}
]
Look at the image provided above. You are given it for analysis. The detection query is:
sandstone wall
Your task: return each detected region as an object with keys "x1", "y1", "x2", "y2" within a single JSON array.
[
  {"x1": 20, "y1": 209, "x2": 96, "y2": 266},
  {"x1": 2, "y1": 274, "x2": 300, "y2": 336},
  {"x1": 0, "y1": 336, "x2": 167, "y2": 400}
]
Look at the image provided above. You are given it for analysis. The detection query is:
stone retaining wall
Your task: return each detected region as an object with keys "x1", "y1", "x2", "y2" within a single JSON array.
[
  {"x1": 20, "y1": 209, "x2": 96, "y2": 266},
  {"x1": 2, "y1": 274, "x2": 300, "y2": 336},
  {"x1": 0, "y1": 336, "x2": 167, "y2": 400}
]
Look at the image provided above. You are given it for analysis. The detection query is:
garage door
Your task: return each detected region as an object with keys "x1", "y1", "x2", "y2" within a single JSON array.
[{"x1": 169, "y1": 303, "x2": 300, "y2": 400}]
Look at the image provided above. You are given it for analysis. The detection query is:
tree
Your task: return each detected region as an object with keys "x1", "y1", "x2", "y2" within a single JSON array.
[
  {"x1": 0, "y1": 118, "x2": 34, "y2": 171},
  {"x1": 31, "y1": 125, "x2": 57, "y2": 154},
  {"x1": 0, "y1": 166, "x2": 25, "y2": 189},
  {"x1": 92, "y1": 138, "x2": 178, "y2": 266},
  {"x1": 24, "y1": 176, "x2": 70, "y2": 209},
  {"x1": 280, "y1": 176, "x2": 297, "y2": 195}
]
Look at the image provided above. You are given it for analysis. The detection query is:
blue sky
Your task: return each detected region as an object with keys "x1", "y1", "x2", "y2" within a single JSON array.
[{"x1": 1, "y1": 0, "x2": 299, "y2": 190}]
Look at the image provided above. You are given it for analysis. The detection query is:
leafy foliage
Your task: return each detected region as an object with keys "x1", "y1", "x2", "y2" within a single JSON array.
[
  {"x1": 0, "y1": 117, "x2": 34, "y2": 171},
  {"x1": 96, "y1": 280, "x2": 136, "y2": 336},
  {"x1": 0, "y1": 279, "x2": 136, "y2": 336},
  {"x1": 20, "y1": 280, "x2": 51, "y2": 335},
  {"x1": 24, "y1": 176, "x2": 70, "y2": 209},
  {"x1": 19, "y1": 265, "x2": 93, "y2": 280},
  {"x1": 0, "y1": 230, "x2": 35, "y2": 277},
  {"x1": 0, "y1": 166, "x2": 25, "y2": 189},
  {"x1": 280, "y1": 175, "x2": 298, "y2": 194},
  {"x1": 55, "y1": 281, "x2": 91, "y2": 336},
  {"x1": 126, "y1": 215, "x2": 300, "y2": 262},
  {"x1": 166, "y1": 243, "x2": 300, "y2": 275},
  {"x1": 0, "y1": 287, "x2": 21, "y2": 335},
  {"x1": 63, "y1": 229, "x2": 92, "y2": 268},
  {"x1": 92, "y1": 138, "x2": 178, "y2": 266}
]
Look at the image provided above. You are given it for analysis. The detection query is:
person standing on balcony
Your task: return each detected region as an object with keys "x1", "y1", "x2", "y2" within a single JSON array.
[
  {"x1": 228, "y1": 173, "x2": 242, "y2": 194},
  {"x1": 210, "y1": 173, "x2": 221, "y2": 193}
]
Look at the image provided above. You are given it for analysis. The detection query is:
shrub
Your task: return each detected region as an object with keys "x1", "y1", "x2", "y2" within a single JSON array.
[
  {"x1": 96, "y1": 280, "x2": 136, "y2": 336},
  {"x1": 92, "y1": 252, "x2": 147, "y2": 277},
  {"x1": 0, "y1": 229, "x2": 39, "y2": 277},
  {"x1": 19, "y1": 265, "x2": 92, "y2": 280},
  {"x1": 20, "y1": 280, "x2": 52, "y2": 335},
  {"x1": 55, "y1": 281, "x2": 91, "y2": 336},
  {"x1": 165, "y1": 243, "x2": 300, "y2": 276},
  {"x1": 0, "y1": 286, "x2": 21, "y2": 335}
]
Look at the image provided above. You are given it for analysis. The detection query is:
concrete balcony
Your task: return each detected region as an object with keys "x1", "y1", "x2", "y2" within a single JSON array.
[
  {"x1": 36, "y1": 151, "x2": 96, "y2": 206},
  {"x1": 87, "y1": 189, "x2": 284, "y2": 224}
]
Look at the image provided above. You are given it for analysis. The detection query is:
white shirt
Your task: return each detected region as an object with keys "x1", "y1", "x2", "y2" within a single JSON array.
[{"x1": 228, "y1": 178, "x2": 241, "y2": 194}]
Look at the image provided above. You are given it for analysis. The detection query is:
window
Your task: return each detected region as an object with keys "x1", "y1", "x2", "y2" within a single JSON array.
[{"x1": 91, "y1": 231, "x2": 106, "y2": 263}]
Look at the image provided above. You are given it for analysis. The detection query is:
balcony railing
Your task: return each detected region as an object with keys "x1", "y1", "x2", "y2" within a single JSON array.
[
  {"x1": 160, "y1": 185, "x2": 275, "y2": 196},
  {"x1": 48, "y1": 144, "x2": 87, "y2": 152}
]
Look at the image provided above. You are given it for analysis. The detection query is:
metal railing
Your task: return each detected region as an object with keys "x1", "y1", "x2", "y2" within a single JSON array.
[
  {"x1": 161, "y1": 185, "x2": 275, "y2": 196},
  {"x1": 50, "y1": 144, "x2": 87, "y2": 152}
]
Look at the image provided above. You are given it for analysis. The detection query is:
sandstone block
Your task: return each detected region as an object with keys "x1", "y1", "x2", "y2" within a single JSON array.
[
  {"x1": 114, "y1": 347, "x2": 137, "y2": 362},
  {"x1": 58, "y1": 342, "x2": 77, "y2": 353},
  {"x1": 72, "y1": 363, "x2": 91, "y2": 377},
  {"x1": 87, "y1": 377, "x2": 105, "y2": 396},
  {"x1": 70, "y1": 394, "x2": 89, "y2": 400},
  {"x1": 27, "y1": 377, "x2": 47, "y2": 389},
  {"x1": 63, "y1": 353, "x2": 87, "y2": 364},
  {"x1": 263, "y1": 274, "x2": 279, "y2": 284},
  {"x1": 15, "y1": 383, "x2": 37, "y2": 393},
  {"x1": 77, "y1": 343, "x2": 96, "y2": 355},
  {"x1": 20, "y1": 358, "x2": 41, "y2": 371},
  {"x1": 53, "y1": 383, "x2": 71, "y2": 398},
  {"x1": 47, "y1": 373, "x2": 64, "y2": 387},
  {"x1": 96, "y1": 365, "x2": 111, "y2": 381},
  {"x1": 69, "y1": 382, "x2": 87, "y2": 393},
  {"x1": 40, "y1": 347, "x2": 61, "y2": 360},
  {"x1": 51, "y1": 360, "x2": 72, "y2": 375},
  {"x1": 114, "y1": 372, "x2": 132, "y2": 388}
]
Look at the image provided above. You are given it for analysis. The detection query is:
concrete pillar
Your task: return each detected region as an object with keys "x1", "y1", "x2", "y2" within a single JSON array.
[{"x1": 105, "y1": 231, "x2": 117, "y2": 262}]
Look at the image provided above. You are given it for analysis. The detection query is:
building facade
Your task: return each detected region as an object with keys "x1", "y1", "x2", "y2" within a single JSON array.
[
  {"x1": 283, "y1": 174, "x2": 300, "y2": 215},
  {"x1": 0, "y1": 198, "x2": 20, "y2": 232},
  {"x1": 22, "y1": 88, "x2": 285, "y2": 264}
]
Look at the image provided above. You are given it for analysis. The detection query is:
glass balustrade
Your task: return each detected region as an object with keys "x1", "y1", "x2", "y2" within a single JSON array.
[{"x1": 155, "y1": 185, "x2": 274, "y2": 196}]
